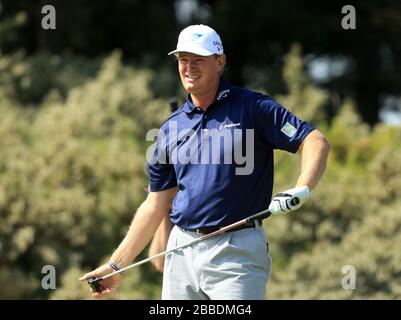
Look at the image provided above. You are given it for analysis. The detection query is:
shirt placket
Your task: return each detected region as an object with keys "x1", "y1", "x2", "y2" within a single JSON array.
[{"x1": 196, "y1": 107, "x2": 209, "y2": 143}]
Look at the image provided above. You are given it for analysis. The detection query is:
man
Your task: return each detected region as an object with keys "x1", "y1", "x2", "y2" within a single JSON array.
[{"x1": 80, "y1": 24, "x2": 330, "y2": 300}]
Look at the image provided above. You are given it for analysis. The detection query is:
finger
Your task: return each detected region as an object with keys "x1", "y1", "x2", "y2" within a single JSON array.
[
  {"x1": 79, "y1": 274, "x2": 89, "y2": 281},
  {"x1": 79, "y1": 271, "x2": 97, "y2": 281},
  {"x1": 269, "y1": 202, "x2": 278, "y2": 214},
  {"x1": 93, "y1": 288, "x2": 111, "y2": 298},
  {"x1": 79, "y1": 273, "x2": 92, "y2": 281},
  {"x1": 273, "y1": 200, "x2": 283, "y2": 212}
]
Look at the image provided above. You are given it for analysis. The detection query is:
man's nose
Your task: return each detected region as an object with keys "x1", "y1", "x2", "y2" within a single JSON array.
[{"x1": 187, "y1": 60, "x2": 197, "y2": 70}]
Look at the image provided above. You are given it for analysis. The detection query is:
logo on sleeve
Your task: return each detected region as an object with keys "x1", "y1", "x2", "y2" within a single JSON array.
[{"x1": 281, "y1": 122, "x2": 297, "y2": 138}]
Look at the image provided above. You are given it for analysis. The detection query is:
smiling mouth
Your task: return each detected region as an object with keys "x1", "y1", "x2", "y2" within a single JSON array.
[{"x1": 186, "y1": 75, "x2": 201, "y2": 80}]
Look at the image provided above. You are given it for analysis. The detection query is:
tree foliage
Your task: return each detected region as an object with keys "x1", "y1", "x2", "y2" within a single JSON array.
[
  {"x1": 0, "y1": 51, "x2": 169, "y2": 299},
  {"x1": 1, "y1": 0, "x2": 401, "y2": 124},
  {"x1": 265, "y1": 46, "x2": 401, "y2": 299}
]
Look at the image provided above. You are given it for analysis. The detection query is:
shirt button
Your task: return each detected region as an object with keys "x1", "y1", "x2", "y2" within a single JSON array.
[{"x1": 204, "y1": 115, "x2": 208, "y2": 119}]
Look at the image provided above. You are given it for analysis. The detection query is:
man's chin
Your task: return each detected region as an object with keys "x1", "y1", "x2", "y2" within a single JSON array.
[{"x1": 185, "y1": 84, "x2": 199, "y2": 94}]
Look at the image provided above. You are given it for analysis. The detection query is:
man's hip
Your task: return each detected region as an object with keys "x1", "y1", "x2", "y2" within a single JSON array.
[{"x1": 162, "y1": 223, "x2": 271, "y2": 300}]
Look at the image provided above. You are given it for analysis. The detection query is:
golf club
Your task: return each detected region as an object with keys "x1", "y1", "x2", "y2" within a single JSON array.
[{"x1": 87, "y1": 201, "x2": 295, "y2": 293}]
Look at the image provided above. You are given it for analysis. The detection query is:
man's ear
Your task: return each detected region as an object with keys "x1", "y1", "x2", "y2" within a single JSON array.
[{"x1": 216, "y1": 54, "x2": 226, "y2": 72}]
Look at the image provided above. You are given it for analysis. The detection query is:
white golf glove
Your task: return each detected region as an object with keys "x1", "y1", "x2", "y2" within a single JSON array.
[{"x1": 268, "y1": 186, "x2": 311, "y2": 215}]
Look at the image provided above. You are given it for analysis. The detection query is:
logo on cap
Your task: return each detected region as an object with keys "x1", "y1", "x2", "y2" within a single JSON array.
[
  {"x1": 213, "y1": 41, "x2": 222, "y2": 52},
  {"x1": 191, "y1": 33, "x2": 203, "y2": 41}
]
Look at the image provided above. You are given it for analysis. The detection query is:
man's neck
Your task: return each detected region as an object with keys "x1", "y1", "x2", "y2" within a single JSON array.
[{"x1": 190, "y1": 79, "x2": 220, "y2": 110}]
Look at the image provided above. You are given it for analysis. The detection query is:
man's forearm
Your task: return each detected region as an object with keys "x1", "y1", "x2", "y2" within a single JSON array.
[
  {"x1": 296, "y1": 130, "x2": 330, "y2": 190},
  {"x1": 150, "y1": 216, "x2": 173, "y2": 255},
  {"x1": 149, "y1": 216, "x2": 173, "y2": 272},
  {"x1": 109, "y1": 200, "x2": 170, "y2": 268}
]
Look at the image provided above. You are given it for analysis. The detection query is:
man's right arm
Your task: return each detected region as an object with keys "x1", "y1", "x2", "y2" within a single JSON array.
[
  {"x1": 79, "y1": 186, "x2": 177, "y2": 297},
  {"x1": 109, "y1": 187, "x2": 177, "y2": 269}
]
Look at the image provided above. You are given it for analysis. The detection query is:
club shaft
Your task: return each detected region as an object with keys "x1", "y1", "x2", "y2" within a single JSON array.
[{"x1": 97, "y1": 209, "x2": 271, "y2": 281}]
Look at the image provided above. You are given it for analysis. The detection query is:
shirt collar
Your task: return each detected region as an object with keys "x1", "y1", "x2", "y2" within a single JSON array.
[{"x1": 182, "y1": 77, "x2": 233, "y2": 113}]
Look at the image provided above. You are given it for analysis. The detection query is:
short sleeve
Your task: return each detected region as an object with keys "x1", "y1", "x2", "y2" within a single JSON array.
[
  {"x1": 253, "y1": 97, "x2": 315, "y2": 153},
  {"x1": 147, "y1": 129, "x2": 177, "y2": 192}
]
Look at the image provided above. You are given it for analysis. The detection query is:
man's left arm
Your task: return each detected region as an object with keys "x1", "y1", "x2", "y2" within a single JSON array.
[
  {"x1": 269, "y1": 129, "x2": 330, "y2": 214},
  {"x1": 296, "y1": 129, "x2": 330, "y2": 190}
]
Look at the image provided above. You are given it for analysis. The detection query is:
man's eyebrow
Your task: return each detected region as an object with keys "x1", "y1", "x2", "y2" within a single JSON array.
[
  {"x1": 177, "y1": 54, "x2": 189, "y2": 59},
  {"x1": 178, "y1": 53, "x2": 205, "y2": 58}
]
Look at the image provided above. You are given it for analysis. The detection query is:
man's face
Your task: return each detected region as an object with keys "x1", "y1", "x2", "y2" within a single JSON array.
[{"x1": 177, "y1": 52, "x2": 225, "y2": 96}]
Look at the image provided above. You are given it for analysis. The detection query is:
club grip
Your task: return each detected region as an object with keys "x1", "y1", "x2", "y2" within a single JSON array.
[
  {"x1": 87, "y1": 277, "x2": 103, "y2": 293},
  {"x1": 246, "y1": 209, "x2": 271, "y2": 222}
]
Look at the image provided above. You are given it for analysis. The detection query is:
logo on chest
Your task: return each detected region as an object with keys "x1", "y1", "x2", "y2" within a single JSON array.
[
  {"x1": 218, "y1": 122, "x2": 241, "y2": 131},
  {"x1": 216, "y1": 89, "x2": 230, "y2": 101}
]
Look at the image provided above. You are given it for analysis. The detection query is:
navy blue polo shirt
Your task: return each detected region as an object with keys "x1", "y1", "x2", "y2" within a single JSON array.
[{"x1": 147, "y1": 78, "x2": 314, "y2": 229}]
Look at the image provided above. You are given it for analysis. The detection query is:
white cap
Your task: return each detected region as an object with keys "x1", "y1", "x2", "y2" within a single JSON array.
[{"x1": 168, "y1": 24, "x2": 224, "y2": 56}]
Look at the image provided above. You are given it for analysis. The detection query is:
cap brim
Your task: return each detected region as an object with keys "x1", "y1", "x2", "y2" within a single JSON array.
[{"x1": 168, "y1": 46, "x2": 216, "y2": 56}]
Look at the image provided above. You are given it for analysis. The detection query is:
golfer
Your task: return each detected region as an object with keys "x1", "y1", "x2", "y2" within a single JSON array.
[{"x1": 80, "y1": 24, "x2": 330, "y2": 300}]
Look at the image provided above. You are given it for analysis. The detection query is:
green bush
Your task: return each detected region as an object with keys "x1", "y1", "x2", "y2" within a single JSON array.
[
  {"x1": 265, "y1": 45, "x2": 401, "y2": 299},
  {"x1": 0, "y1": 51, "x2": 169, "y2": 299}
]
